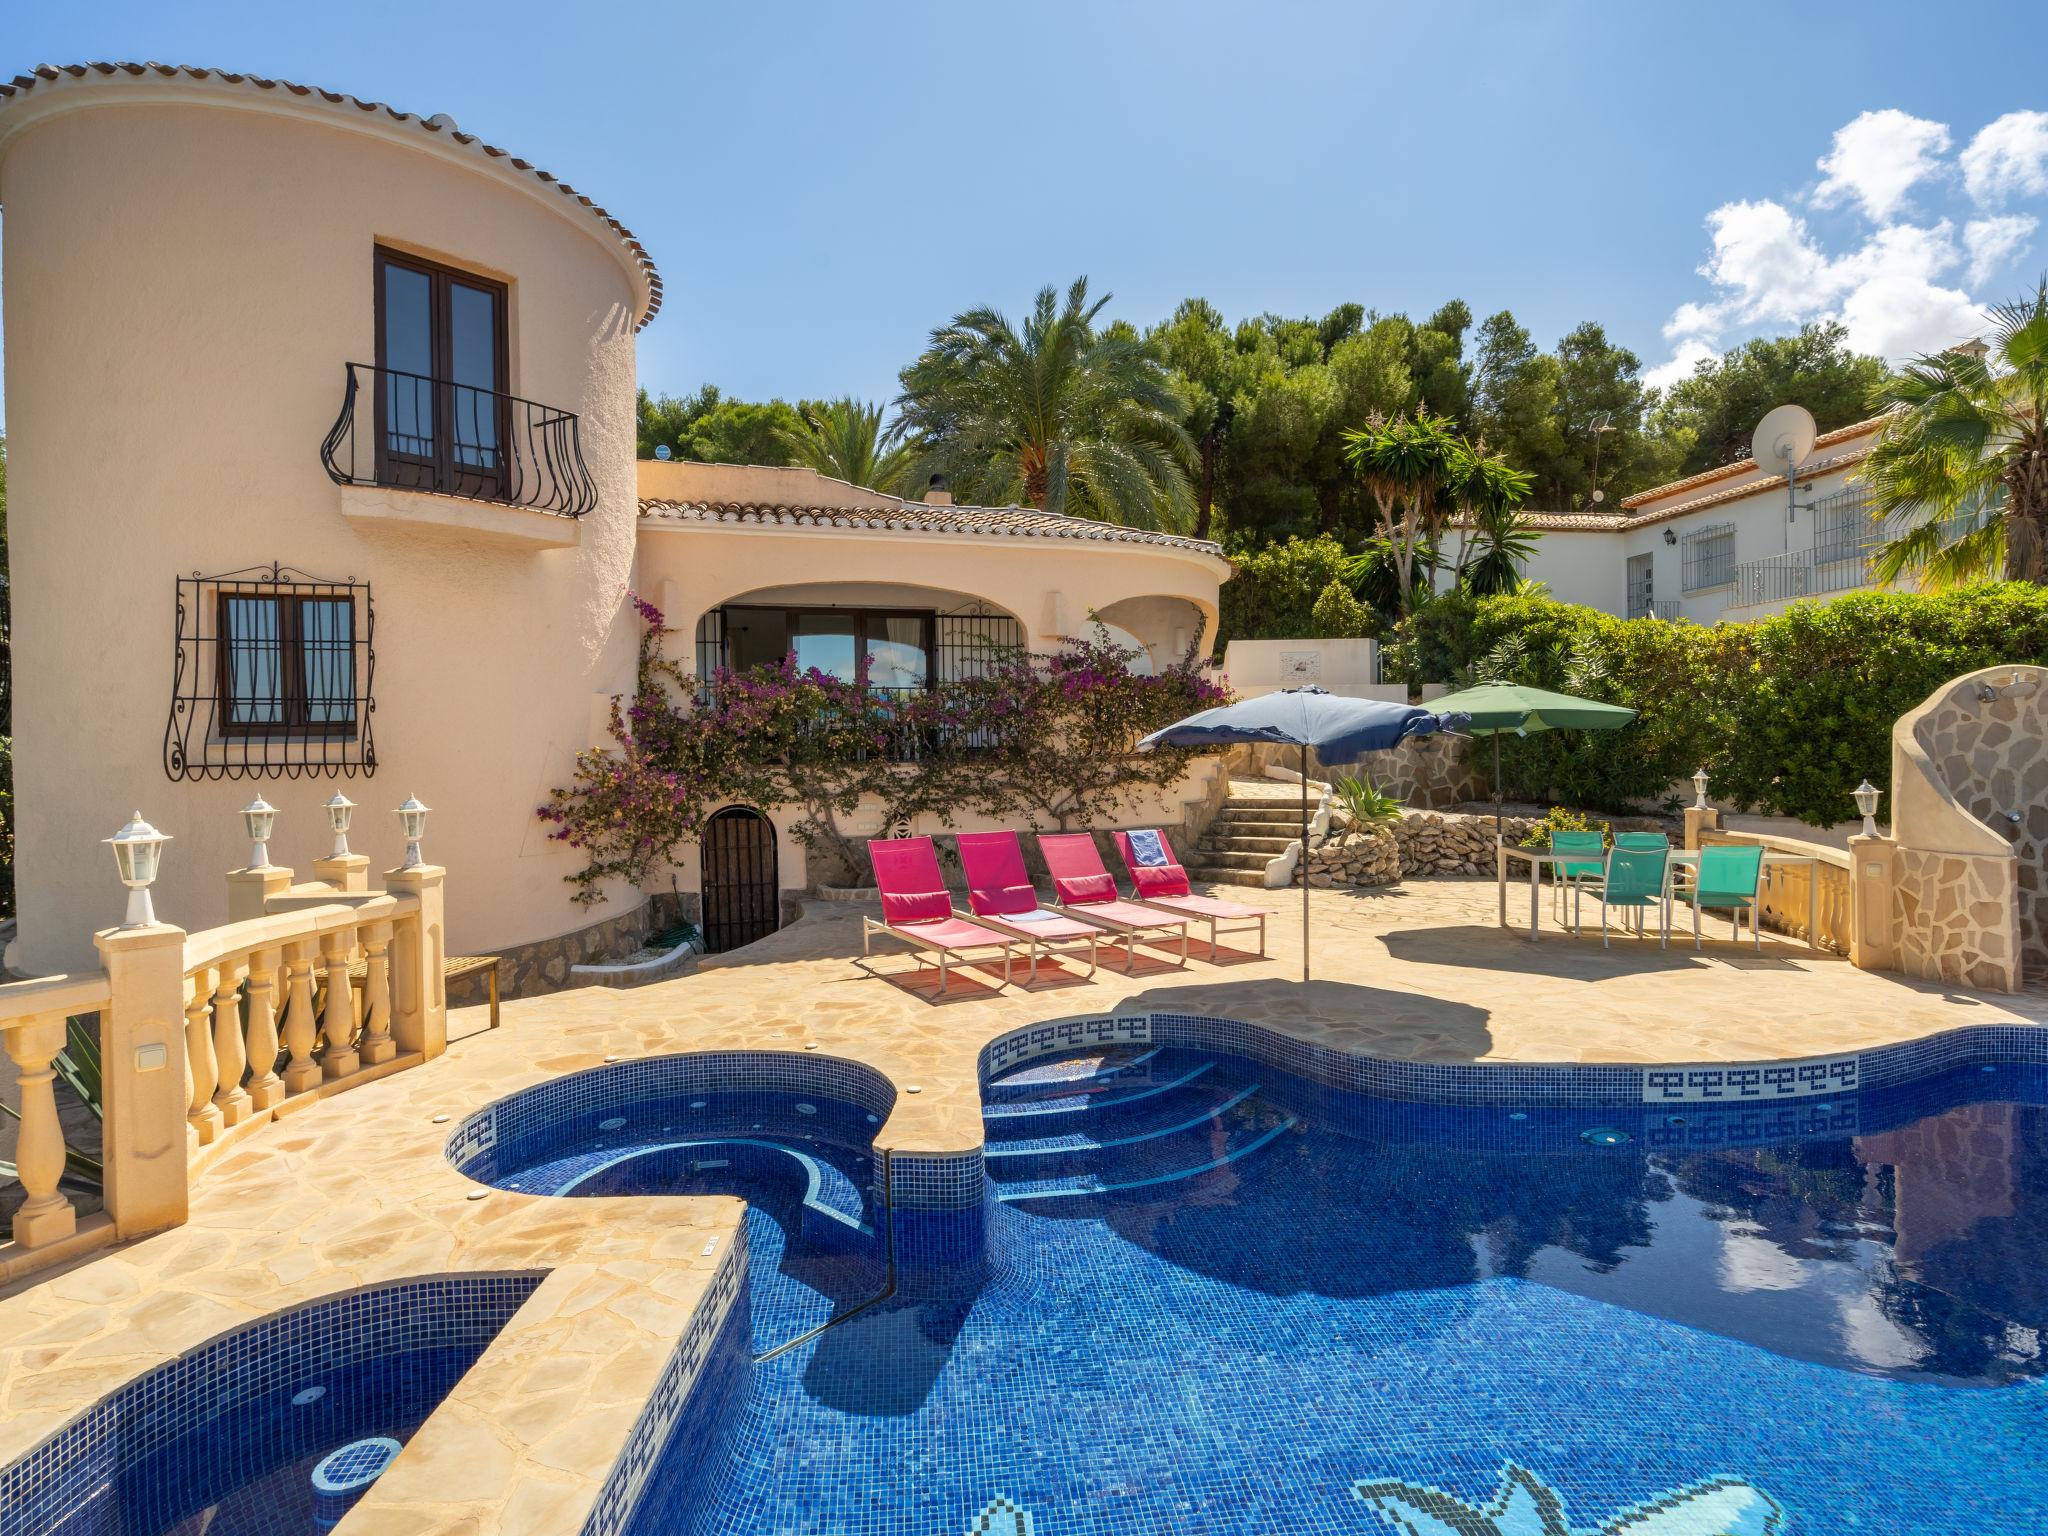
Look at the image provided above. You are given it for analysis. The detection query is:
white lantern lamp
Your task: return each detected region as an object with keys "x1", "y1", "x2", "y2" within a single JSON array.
[
  {"x1": 105, "y1": 813, "x2": 171, "y2": 928},
  {"x1": 1692, "y1": 767, "x2": 1710, "y2": 810},
  {"x1": 1853, "y1": 779, "x2": 1882, "y2": 839},
  {"x1": 395, "y1": 795, "x2": 431, "y2": 869},
  {"x1": 240, "y1": 795, "x2": 278, "y2": 870},
  {"x1": 324, "y1": 792, "x2": 356, "y2": 858}
]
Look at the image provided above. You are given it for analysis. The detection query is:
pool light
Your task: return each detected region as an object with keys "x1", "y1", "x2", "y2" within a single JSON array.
[{"x1": 1580, "y1": 1126, "x2": 1633, "y2": 1147}]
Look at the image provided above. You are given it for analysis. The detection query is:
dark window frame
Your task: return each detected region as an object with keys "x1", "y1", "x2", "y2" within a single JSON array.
[
  {"x1": 372, "y1": 246, "x2": 511, "y2": 498},
  {"x1": 720, "y1": 605, "x2": 938, "y2": 690},
  {"x1": 213, "y1": 589, "x2": 361, "y2": 740}
]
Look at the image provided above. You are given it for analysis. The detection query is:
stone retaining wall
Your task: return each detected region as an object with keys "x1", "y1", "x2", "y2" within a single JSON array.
[
  {"x1": 1300, "y1": 810, "x2": 1540, "y2": 888},
  {"x1": 1225, "y1": 736, "x2": 1483, "y2": 809}
]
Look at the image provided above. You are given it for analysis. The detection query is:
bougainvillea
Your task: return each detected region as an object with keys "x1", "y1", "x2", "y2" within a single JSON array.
[{"x1": 538, "y1": 597, "x2": 1229, "y2": 900}]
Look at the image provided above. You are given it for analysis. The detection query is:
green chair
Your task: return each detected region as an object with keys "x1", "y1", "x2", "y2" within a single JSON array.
[
  {"x1": 1614, "y1": 832, "x2": 1670, "y2": 851},
  {"x1": 1584, "y1": 844, "x2": 1671, "y2": 948},
  {"x1": 1547, "y1": 829, "x2": 1606, "y2": 926},
  {"x1": 1689, "y1": 843, "x2": 1765, "y2": 951}
]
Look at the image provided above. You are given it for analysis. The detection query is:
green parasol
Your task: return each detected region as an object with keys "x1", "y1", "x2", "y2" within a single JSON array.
[{"x1": 1424, "y1": 682, "x2": 1638, "y2": 842}]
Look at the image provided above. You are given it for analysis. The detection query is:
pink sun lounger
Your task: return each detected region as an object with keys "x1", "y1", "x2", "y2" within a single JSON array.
[
  {"x1": 863, "y1": 836, "x2": 1017, "y2": 994},
  {"x1": 1036, "y1": 833, "x2": 1190, "y2": 970},
  {"x1": 1114, "y1": 829, "x2": 1271, "y2": 957},
  {"x1": 954, "y1": 831, "x2": 1104, "y2": 979}
]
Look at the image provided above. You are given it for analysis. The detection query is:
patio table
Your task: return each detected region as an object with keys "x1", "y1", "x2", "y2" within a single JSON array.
[{"x1": 1495, "y1": 841, "x2": 1823, "y2": 948}]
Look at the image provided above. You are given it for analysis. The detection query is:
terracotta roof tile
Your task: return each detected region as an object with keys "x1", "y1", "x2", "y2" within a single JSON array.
[
  {"x1": 638, "y1": 497, "x2": 1228, "y2": 558},
  {"x1": 0, "y1": 61, "x2": 663, "y2": 329},
  {"x1": 1619, "y1": 415, "x2": 1889, "y2": 509}
]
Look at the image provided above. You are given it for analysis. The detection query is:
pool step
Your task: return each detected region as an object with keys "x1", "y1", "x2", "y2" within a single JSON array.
[
  {"x1": 982, "y1": 1060, "x2": 1216, "y2": 1124},
  {"x1": 994, "y1": 1102, "x2": 1298, "y2": 1203},
  {"x1": 983, "y1": 1045, "x2": 1161, "y2": 1104},
  {"x1": 986, "y1": 1083, "x2": 1263, "y2": 1161}
]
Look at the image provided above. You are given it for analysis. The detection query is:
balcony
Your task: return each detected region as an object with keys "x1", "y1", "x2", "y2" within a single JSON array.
[{"x1": 320, "y1": 362, "x2": 598, "y2": 523}]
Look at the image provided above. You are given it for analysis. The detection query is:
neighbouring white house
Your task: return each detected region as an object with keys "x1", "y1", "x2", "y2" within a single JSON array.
[
  {"x1": 0, "y1": 62, "x2": 1230, "y2": 984},
  {"x1": 1506, "y1": 412, "x2": 1926, "y2": 623}
]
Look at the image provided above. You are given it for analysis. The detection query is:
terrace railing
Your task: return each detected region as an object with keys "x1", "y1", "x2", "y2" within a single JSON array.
[
  {"x1": 1698, "y1": 828, "x2": 1854, "y2": 954},
  {"x1": 0, "y1": 853, "x2": 446, "y2": 1286},
  {"x1": 321, "y1": 362, "x2": 598, "y2": 518}
]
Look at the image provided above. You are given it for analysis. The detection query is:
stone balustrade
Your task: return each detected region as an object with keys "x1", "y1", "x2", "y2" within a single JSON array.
[
  {"x1": 0, "y1": 861, "x2": 447, "y2": 1285},
  {"x1": 1699, "y1": 830, "x2": 1855, "y2": 955},
  {"x1": 0, "y1": 972, "x2": 112, "y2": 1275}
]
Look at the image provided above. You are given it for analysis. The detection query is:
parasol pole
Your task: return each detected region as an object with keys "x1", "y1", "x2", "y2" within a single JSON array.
[
  {"x1": 1301, "y1": 741, "x2": 1311, "y2": 983},
  {"x1": 1494, "y1": 732, "x2": 1504, "y2": 846}
]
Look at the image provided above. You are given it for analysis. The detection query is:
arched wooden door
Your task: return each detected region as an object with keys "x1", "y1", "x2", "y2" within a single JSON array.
[{"x1": 701, "y1": 807, "x2": 779, "y2": 953}]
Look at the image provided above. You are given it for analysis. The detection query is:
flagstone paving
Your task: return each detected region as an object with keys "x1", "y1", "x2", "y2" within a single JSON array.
[{"x1": 2, "y1": 877, "x2": 2041, "y2": 1532}]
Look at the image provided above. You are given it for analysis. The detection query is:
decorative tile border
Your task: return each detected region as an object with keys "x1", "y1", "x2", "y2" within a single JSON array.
[
  {"x1": 0, "y1": 1273, "x2": 542, "y2": 1536},
  {"x1": 1642, "y1": 1056, "x2": 1858, "y2": 1104},
  {"x1": 578, "y1": 1230, "x2": 749, "y2": 1536},
  {"x1": 977, "y1": 1013, "x2": 1152, "y2": 1080}
]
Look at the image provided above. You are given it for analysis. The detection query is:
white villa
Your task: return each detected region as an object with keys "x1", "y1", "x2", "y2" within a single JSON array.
[
  {"x1": 1514, "y1": 414, "x2": 1900, "y2": 623},
  {"x1": 0, "y1": 63, "x2": 1229, "y2": 983}
]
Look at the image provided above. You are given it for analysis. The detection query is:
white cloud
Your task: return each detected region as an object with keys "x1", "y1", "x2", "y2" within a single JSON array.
[
  {"x1": 1964, "y1": 214, "x2": 2038, "y2": 283},
  {"x1": 1830, "y1": 222, "x2": 1986, "y2": 358},
  {"x1": 1644, "y1": 338, "x2": 1715, "y2": 391},
  {"x1": 1696, "y1": 199, "x2": 1840, "y2": 326},
  {"x1": 1644, "y1": 107, "x2": 2040, "y2": 385},
  {"x1": 1961, "y1": 110, "x2": 2048, "y2": 205},
  {"x1": 1813, "y1": 109, "x2": 1951, "y2": 221}
]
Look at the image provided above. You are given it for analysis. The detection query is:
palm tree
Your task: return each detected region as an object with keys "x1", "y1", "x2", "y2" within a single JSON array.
[
  {"x1": 895, "y1": 278, "x2": 1196, "y2": 530},
  {"x1": 775, "y1": 398, "x2": 916, "y2": 496},
  {"x1": 1865, "y1": 282, "x2": 2048, "y2": 587}
]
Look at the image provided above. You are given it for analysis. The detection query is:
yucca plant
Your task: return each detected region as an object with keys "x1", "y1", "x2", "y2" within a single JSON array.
[
  {"x1": 0, "y1": 1014, "x2": 105, "y2": 1188},
  {"x1": 1332, "y1": 774, "x2": 1404, "y2": 829}
]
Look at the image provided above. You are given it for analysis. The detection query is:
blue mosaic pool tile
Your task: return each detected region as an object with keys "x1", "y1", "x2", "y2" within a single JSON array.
[
  {"x1": 579, "y1": 1233, "x2": 749, "y2": 1536},
  {"x1": 0, "y1": 1273, "x2": 541, "y2": 1536}
]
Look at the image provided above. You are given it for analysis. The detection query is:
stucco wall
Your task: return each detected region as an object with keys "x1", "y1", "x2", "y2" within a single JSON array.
[{"x1": 1, "y1": 95, "x2": 643, "y2": 971}]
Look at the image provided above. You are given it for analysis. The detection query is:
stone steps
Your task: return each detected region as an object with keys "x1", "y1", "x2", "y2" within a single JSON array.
[
  {"x1": 1182, "y1": 865, "x2": 1271, "y2": 888},
  {"x1": 1202, "y1": 834, "x2": 1296, "y2": 853},
  {"x1": 1187, "y1": 849, "x2": 1275, "y2": 872}
]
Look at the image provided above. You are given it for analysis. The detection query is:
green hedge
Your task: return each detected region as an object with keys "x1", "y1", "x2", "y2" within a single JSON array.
[{"x1": 1395, "y1": 584, "x2": 2048, "y2": 825}]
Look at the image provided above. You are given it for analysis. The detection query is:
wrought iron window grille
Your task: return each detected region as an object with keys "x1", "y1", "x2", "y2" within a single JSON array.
[
  {"x1": 164, "y1": 564, "x2": 377, "y2": 782},
  {"x1": 1680, "y1": 522, "x2": 1737, "y2": 593}
]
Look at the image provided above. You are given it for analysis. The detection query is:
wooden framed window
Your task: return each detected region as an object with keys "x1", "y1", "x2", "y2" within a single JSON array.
[
  {"x1": 216, "y1": 591, "x2": 359, "y2": 737},
  {"x1": 165, "y1": 565, "x2": 377, "y2": 782},
  {"x1": 373, "y1": 247, "x2": 510, "y2": 500}
]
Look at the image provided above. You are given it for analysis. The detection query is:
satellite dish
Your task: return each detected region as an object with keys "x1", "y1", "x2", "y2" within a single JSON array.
[
  {"x1": 1750, "y1": 404, "x2": 1817, "y2": 477},
  {"x1": 654, "y1": 443, "x2": 673, "y2": 462}
]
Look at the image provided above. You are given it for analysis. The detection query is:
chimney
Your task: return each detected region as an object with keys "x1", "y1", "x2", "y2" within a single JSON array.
[{"x1": 925, "y1": 474, "x2": 952, "y2": 507}]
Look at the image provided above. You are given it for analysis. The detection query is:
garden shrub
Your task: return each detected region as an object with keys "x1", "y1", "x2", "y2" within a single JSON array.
[
  {"x1": 1395, "y1": 582, "x2": 2048, "y2": 826},
  {"x1": 1219, "y1": 536, "x2": 1375, "y2": 646}
]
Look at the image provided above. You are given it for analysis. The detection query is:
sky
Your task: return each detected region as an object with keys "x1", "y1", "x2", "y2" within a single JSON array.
[{"x1": 3, "y1": 0, "x2": 2047, "y2": 427}]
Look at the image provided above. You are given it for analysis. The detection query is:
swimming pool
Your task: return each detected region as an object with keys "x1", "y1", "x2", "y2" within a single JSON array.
[
  {"x1": 608, "y1": 1039, "x2": 2045, "y2": 1536},
  {"x1": 0, "y1": 1273, "x2": 541, "y2": 1536}
]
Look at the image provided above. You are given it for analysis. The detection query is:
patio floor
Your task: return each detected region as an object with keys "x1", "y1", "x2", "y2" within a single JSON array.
[{"x1": 2, "y1": 877, "x2": 2041, "y2": 1530}]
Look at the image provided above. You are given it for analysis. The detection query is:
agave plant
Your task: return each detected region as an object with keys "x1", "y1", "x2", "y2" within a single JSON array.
[
  {"x1": 1353, "y1": 1463, "x2": 1784, "y2": 1536},
  {"x1": 1333, "y1": 774, "x2": 1404, "y2": 829}
]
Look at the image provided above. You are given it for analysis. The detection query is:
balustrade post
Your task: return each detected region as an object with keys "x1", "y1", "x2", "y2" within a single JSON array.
[
  {"x1": 94, "y1": 919, "x2": 192, "y2": 1236},
  {"x1": 279, "y1": 941, "x2": 321, "y2": 1093},
  {"x1": 210, "y1": 962, "x2": 251, "y2": 1126},
  {"x1": 359, "y1": 922, "x2": 396, "y2": 1065},
  {"x1": 320, "y1": 931, "x2": 360, "y2": 1080},
  {"x1": 183, "y1": 968, "x2": 222, "y2": 1145},
  {"x1": 5, "y1": 1015, "x2": 78, "y2": 1247},
  {"x1": 383, "y1": 864, "x2": 447, "y2": 1061},
  {"x1": 244, "y1": 947, "x2": 284, "y2": 1110}
]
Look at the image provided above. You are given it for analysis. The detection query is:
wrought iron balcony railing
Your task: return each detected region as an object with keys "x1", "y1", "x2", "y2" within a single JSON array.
[{"x1": 320, "y1": 362, "x2": 597, "y2": 518}]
